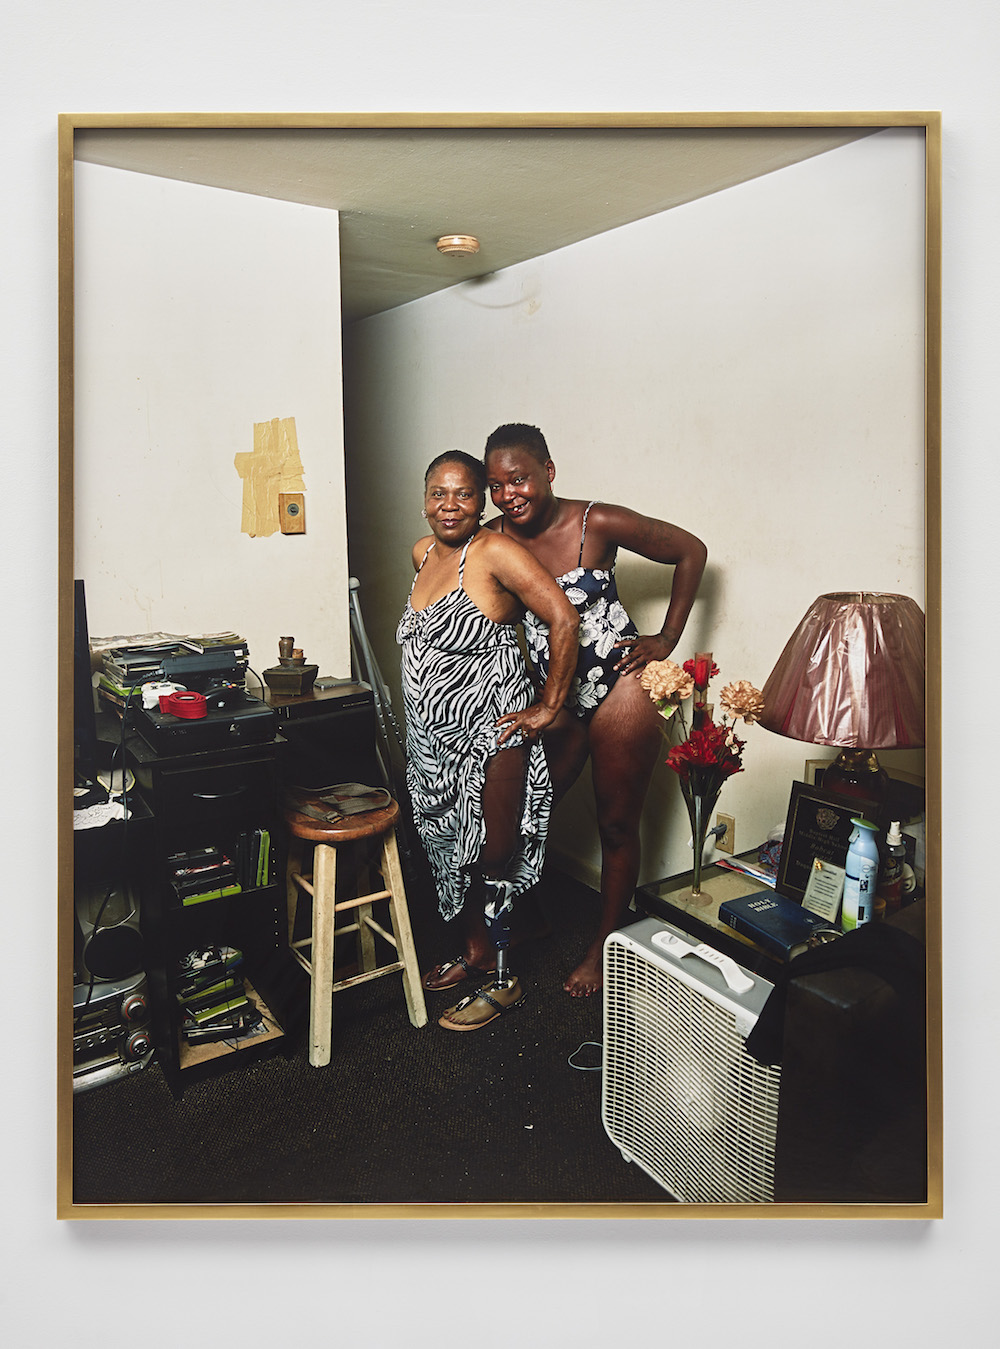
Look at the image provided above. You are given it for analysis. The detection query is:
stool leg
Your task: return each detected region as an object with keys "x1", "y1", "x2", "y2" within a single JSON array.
[
  {"x1": 356, "y1": 852, "x2": 377, "y2": 974},
  {"x1": 381, "y1": 829, "x2": 428, "y2": 1028},
  {"x1": 309, "y1": 842, "x2": 338, "y2": 1067}
]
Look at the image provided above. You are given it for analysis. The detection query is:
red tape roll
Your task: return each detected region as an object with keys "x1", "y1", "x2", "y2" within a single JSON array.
[{"x1": 158, "y1": 690, "x2": 208, "y2": 719}]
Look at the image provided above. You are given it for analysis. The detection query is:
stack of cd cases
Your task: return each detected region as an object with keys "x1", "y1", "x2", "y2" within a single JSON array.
[{"x1": 174, "y1": 945, "x2": 266, "y2": 1045}]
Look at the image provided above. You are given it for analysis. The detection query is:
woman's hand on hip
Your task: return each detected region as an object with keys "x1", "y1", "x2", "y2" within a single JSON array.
[
  {"x1": 495, "y1": 702, "x2": 558, "y2": 746},
  {"x1": 613, "y1": 633, "x2": 678, "y2": 676}
]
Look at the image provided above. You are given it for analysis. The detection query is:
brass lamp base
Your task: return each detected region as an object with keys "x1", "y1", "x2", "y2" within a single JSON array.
[{"x1": 823, "y1": 748, "x2": 889, "y2": 801}]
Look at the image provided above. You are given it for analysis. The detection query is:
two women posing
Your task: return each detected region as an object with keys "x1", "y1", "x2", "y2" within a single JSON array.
[{"x1": 397, "y1": 427, "x2": 706, "y2": 1029}]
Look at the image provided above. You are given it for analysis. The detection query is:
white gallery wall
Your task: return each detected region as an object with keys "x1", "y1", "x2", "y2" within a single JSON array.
[
  {"x1": 345, "y1": 128, "x2": 926, "y2": 888},
  {"x1": 74, "y1": 163, "x2": 351, "y2": 678},
  {"x1": 9, "y1": 0, "x2": 998, "y2": 1337}
]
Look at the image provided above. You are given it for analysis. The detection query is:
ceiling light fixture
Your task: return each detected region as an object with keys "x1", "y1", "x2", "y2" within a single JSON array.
[{"x1": 436, "y1": 234, "x2": 480, "y2": 257}]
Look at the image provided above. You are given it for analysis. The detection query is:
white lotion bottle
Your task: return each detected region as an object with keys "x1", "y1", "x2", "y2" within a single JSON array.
[{"x1": 842, "y1": 817, "x2": 880, "y2": 931}]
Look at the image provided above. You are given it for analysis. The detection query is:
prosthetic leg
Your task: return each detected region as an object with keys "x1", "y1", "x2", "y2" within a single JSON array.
[
  {"x1": 438, "y1": 876, "x2": 525, "y2": 1030},
  {"x1": 484, "y1": 877, "x2": 514, "y2": 981}
]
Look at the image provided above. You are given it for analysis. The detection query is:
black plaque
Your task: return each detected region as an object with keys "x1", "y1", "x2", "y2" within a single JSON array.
[{"x1": 777, "y1": 780, "x2": 881, "y2": 904}]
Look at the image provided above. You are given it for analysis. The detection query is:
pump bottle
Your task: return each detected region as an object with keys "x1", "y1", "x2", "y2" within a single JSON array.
[
  {"x1": 876, "y1": 820, "x2": 906, "y2": 916},
  {"x1": 842, "y1": 817, "x2": 880, "y2": 931}
]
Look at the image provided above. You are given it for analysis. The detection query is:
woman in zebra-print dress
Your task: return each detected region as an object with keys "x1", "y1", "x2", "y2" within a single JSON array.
[{"x1": 397, "y1": 451, "x2": 578, "y2": 1030}]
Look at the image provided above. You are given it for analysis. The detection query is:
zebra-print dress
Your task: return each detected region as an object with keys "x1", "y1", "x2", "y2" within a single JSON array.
[{"x1": 396, "y1": 537, "x2": 552, "y2": 922}]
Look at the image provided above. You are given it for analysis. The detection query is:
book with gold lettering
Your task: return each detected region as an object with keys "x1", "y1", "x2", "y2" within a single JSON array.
[{"x1": 719, "y1": 891, "x2": 841, "y2": 962}]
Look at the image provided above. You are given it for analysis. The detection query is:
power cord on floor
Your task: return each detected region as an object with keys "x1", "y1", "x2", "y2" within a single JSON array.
[{"x1": 568, "y1": 1041, "x2": 603, "y2": 1072}]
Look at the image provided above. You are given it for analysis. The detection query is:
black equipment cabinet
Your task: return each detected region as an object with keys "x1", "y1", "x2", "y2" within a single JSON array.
[
  {"x1": 264, "y1": 681, "x2": 380, "y2": 792},
  {"x1": 125, "y1": 729, "x2": 294, "y2": 1098}
]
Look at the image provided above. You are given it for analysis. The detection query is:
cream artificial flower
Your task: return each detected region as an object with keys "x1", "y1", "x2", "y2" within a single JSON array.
[
  {"x1": 640, "y1": 659, "x2": 695, "y2": 703},
  {"x1": 719, "y1": 679, "x2": 765, "y2": 725}
]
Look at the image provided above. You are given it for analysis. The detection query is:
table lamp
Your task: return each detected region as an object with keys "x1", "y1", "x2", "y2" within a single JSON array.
[{"x1": 759, "y1": 591, "x2": 925, "y2": 799}]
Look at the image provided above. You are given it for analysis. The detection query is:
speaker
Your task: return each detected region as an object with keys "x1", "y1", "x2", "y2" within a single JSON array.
[
  {"x1": 73, "y1": 970, "x2": 154, "y2": 1093},
  {"x1": 75, "y1": 875, "x2": 144, "y2": 982}
]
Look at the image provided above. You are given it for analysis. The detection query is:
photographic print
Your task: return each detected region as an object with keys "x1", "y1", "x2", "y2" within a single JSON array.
[{"x1": 59, "y1": 113, "x2": 940, "y2": 1219}]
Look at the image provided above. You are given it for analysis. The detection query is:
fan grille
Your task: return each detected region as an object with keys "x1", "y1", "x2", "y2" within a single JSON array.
[{"x1": 602, "y1": 935, "x2": 781, "y2": 1203}]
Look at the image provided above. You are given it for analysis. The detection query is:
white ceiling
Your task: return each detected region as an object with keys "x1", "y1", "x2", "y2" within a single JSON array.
[{"x1": 74, "y1": 125, "x2": 878, "y2": 323}]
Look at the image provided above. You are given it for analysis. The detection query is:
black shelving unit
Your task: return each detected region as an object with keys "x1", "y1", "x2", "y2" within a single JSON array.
[{"x1": 125, "y1": 728, "x2": 294, "y2": 1097}]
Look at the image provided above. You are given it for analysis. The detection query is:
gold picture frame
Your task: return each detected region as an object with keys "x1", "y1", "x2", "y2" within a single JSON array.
[{"x1": 58, "y1": 111, "x2": 941, "y2": 1221}]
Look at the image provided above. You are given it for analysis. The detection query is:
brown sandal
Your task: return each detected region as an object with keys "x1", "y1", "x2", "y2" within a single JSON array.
[
  {"x1": 438, "y1": 977, "x2": 525, "y2": 1031},
  {"x1": 422, "y1": 954, "x2": 496, "y2": 991}
]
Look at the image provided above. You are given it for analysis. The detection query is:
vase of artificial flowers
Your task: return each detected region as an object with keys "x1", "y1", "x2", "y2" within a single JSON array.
[{"x1": 641, "y1": 652, "x2": 765, "y2": 901}]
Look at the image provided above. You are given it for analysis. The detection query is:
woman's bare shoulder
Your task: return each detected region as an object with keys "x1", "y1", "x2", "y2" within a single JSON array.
[
  {"x1": 471, "y1": 528, "x2": 546, "y2": 580},
  {"x1": 584, "y1": 500, "x2": 663, "y2": 540},
  {"x1": 584, "y1": 500, "x2": 637, "y2": 528},
  {"x1": 411, "y1": 534, "x2": 435, "y2": 567},
  {"x1": 583, "y1": 501, "x2": 706, "y2": 563},
  {"x1": 473, "y1": 528, "x2": 524, "y2": 560}
]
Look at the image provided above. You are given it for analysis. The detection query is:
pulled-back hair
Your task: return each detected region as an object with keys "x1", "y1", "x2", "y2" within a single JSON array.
[
  {"x1": 483, "y1": 423, "x2": 551, "y2": 465},
  {"x1": 423, "y1": 449, "x2": 487, "y2": 499}
]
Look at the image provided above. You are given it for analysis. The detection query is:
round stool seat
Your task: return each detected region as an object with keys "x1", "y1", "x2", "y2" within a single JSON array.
[{"x1": 284, "y1": 794, "x2": 400, "y2": 845}]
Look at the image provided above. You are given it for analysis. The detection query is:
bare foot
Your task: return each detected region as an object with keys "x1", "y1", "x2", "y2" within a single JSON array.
[{"x1": 563, "y1": 948, "x2": 603, "y2": 998}]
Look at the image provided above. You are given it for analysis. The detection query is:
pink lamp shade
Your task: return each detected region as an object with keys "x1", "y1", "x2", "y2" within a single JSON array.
[{"x1": 760, "y1": 592, "x2": 925, "y2": 750}]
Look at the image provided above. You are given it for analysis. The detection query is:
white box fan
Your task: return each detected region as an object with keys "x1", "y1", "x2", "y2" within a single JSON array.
[{"x1": 602, "y1": 917, "x2": 781, "y2": 1204}]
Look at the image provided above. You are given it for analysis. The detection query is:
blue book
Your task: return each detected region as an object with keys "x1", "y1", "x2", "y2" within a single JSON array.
[{"x1": 718, "y1": 890, "x2": 841, "y2": 961}]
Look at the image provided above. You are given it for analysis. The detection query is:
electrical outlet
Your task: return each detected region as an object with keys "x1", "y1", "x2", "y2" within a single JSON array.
[{"x1": 716, "y1": 813, "x2": 736, "y2": 854}]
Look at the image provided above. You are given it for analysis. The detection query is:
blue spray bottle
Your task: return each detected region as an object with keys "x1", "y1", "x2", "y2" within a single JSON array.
[{"x1": 842, "y1": 817, "x2": 880, "y2": 931}]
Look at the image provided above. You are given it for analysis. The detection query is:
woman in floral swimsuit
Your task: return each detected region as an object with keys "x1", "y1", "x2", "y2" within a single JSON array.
[
  {"x1": 484, "y1": 424, "x2": 708, "y2": 997},
  {"x1": 507, "y1": 500, "x2": 639, "y2": 720}
]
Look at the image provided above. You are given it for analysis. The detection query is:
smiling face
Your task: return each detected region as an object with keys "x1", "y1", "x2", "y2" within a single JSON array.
[
  {"x1": 423, "y1": 460, "x2": 485, "y2": 546},
  {"x1": 485, "y1": 445, "x2": 556, "y2": 530}
]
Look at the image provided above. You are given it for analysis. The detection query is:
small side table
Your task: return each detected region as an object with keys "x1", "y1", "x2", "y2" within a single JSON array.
[{"x1": 634, "y1": 852, "x2": 782, "y2": 979}]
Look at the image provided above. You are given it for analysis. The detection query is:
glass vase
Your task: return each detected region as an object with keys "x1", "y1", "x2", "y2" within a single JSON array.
[{"x1": 678, "y1": 767, "x2": 723, "y2": 902}]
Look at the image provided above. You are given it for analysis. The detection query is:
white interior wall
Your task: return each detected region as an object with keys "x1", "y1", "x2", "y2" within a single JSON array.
[
  {"x1": 345, "y1": 128, "x2": 926, "y2": 888},
  {"x1": 74, "y1": 163, "x2": 351, "y2": 679}
]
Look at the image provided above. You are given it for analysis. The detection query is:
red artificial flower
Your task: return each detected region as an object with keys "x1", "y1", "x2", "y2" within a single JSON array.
[
  {"x1": 664, "y1": 720, "x2": 745, "y2": 780},
  {"x1": 648, "y1": 656, "x2": 758, "y2": 791},
  {"x1": 683, "y1": 657, "x2": 719, "y2": 690}
]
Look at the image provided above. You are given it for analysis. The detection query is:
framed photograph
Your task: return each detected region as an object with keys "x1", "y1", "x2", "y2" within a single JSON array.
[
  {"x1": 777, "y1": 779, "x2": 882, "y2": 905},
  {"x1": 59, "y1": 111, "x2": 941, "y2": 1221}
]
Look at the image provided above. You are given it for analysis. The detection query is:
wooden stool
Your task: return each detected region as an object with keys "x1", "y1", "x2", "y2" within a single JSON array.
[{"x1": 284, "y1": 794, "x2": 427, "y2": 1066}]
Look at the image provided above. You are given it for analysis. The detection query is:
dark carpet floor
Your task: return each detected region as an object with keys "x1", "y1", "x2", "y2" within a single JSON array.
[{"x1": 72, "y1": 862, "x2": 670, "y2": 1209}]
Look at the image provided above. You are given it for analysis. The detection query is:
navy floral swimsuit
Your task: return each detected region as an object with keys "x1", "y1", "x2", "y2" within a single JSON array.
[{"x1": 506, "y1": 501, "x2": 639, "y2": 722}]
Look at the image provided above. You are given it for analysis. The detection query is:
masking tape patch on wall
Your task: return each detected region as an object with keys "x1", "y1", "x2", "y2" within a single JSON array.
[{"x1": 234, "y1": 416, "x2": 306, "y2": 537}]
